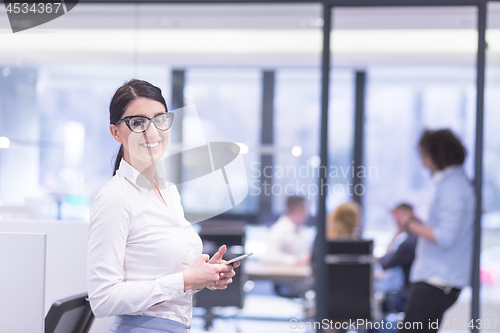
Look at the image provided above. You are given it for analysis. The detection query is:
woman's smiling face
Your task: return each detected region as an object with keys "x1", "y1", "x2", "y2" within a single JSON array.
[{"x1": 110, "y1": 97, "x2": 169, "y2": 170}]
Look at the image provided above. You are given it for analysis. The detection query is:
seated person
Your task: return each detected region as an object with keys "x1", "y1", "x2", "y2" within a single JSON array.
[
  {"x1": 311, "y1": 201, "x2": 361, "y2": 275},
  {"x1": 376, "y1": 203, "x2": 418, "y2": 313},
  {"x1": 264, "y1": 195, "x2": 311, "y2": 266},
  {"x1": 264, "y1": 196, "x2": 312, "y2": 298},
  {"x1": 321, "y1": 201, "x2": 362, "y2": 333},
  {"x1": 326, "y1": 201, "x2": 361, "y2": 240}
]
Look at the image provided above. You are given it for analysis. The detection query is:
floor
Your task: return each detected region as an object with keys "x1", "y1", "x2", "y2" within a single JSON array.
[
  {"x1": 189, "y1": 280, "x2": 498, "y2": 333},
  {"x1": 190, "y1": 280, "x2": 313, "y2": 333}
]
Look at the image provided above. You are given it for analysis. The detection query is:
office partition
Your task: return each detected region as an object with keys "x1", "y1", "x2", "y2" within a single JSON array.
[{"x1": 0, "y1": 232, "x2": 46, "y2": 333}]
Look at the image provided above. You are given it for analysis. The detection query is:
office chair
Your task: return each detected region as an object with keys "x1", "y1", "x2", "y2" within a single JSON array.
[
  {"x1": 324, "y1": 240, "x2": 375, "y2": 322},
  {"x1": 194, "y1": 220, "x2": 246, "y2": 309},
  {"x1": 45, "y1": 293, "x2": 94, "y2": 333},
  {"x1": 193, "y1": 220, "x2": 246, "y2": 330}
]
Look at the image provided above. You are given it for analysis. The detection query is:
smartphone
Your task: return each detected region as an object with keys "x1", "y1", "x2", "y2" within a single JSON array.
[{"x1": 223, "y1": 252, "x2": 253, "y2": 265}]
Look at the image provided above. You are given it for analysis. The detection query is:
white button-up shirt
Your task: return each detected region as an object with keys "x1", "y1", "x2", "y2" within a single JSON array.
[
  {"x1": 87, "y1": 158, "x2": 202, "y2": 325},
  {"x1": 264, "y1": 215, "x2": 312, "y2": 265}
]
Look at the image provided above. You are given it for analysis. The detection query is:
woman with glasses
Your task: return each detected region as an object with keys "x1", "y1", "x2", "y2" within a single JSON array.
[{"x1": 87, "y1": 79, "x2": 238, "y2": 333}]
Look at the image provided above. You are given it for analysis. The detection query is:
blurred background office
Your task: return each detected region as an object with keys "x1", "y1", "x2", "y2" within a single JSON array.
[{"x1": 1, "y1": 2, "x2": 500, "y2": 333}]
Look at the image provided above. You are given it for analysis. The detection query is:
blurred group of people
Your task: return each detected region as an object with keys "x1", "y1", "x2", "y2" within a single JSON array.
[
  {"x1": 264, "y1": 196, "x2": 361, "y2": 267},
  {"x1": 263, "y1": 128, "x2": 475, "y2": 333}
]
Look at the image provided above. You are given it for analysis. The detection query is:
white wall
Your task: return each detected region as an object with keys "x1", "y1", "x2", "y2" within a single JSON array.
[
  {"x1": 0, "y1": 232, "x2": 46, "y2": 333},
  {"x1": 0, "y1": 220, "x2": 114, "y2": 333}
]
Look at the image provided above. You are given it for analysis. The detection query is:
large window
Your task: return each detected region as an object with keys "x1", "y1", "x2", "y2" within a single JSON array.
[
  {"x1": 272, "y1": 68, "x2": 354, "y2": 218},
  {"x1": 183, "y1": 68, "x2": 261, "y2": 215},
  {"x1": 273, "y1": 68, "x2": 321, "y2": 216},
  {"x1": 0, "y1": 4, "x2": 175, "y2": 221},
  {"x1": 326, "y1": 70, "x2": 355, "y2": 214},
  {"x1": 0, "y1": 3, "x2": 324, "y2": 222}
]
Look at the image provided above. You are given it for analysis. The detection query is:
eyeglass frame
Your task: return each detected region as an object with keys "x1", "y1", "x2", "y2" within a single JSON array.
[{"x1": 114, "y1": 112, "x2": 174, "y2": 133}]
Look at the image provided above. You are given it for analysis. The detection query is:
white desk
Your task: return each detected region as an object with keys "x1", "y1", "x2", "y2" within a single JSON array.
[{"x1": 244, "y1": 260, "x2": 313, "y2": 281}]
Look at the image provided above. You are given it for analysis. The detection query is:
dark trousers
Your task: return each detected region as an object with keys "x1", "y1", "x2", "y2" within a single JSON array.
[
  {"x1": 382, "y1": 290, "x2": 407, "y2": 313},
  {"x1": 398, "y1": 282, "x2": 461, "y2": 333}
]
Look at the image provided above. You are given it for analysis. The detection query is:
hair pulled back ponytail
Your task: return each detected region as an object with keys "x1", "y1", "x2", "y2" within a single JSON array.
[{"x1": 113, "y1": 144, "x2": 124, "y2": 176}]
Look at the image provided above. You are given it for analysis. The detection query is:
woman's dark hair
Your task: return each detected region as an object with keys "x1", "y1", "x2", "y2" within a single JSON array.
[
  {"x1": 418, "y1": 129, "x2": 466, "y2": 170},
  {"x1": 110, "y1": 79, "x2": 168, "y2": 176}
]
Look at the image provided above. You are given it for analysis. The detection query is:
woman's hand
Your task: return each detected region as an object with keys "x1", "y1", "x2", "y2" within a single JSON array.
[
  {"x1": 182, "y1": 254, "x2": 227, "y2": 291},
  {"x1": 208, "y1": 245, "x2": 239, "y2": 290}
]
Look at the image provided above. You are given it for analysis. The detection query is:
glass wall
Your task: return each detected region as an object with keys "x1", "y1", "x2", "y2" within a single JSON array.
[
  {"x1": 0, "y1": 3, "x2": 323, "y2": 222},
  {"x1": 363, "y1": 66, "x2": 476, "y2": 244},
  {"x1": 325, "y1": 70, "x2": 355, "y2": 213},
  {"x1": 183, "y1": 68, "x2": 261, "y2": 214},
  {"x1": 0, "y1": 4, "x2": 147, "y2": 220},
  {"x1": 273, "y1": 68, "x2": 321, "y2": 216},
  {"x1": 331, "y1": 5, "x2": 478, "y2": 250},
  {"x1": 483, "y1": 1, "x2": 500, "y2": 326},
  {"x1": 330, "y1": 5, "x2": 479, "y2": 324},
  {"x1": 272, "y1": 68, "x2": 354, "y2": 219}
]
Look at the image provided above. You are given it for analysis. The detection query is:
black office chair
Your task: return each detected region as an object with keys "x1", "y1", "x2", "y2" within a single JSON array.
[
  {"x1": 45, "y1": 293, "x2": 94, "y2": 333},
  {"x1": 194, "y1": 220, "x2": 246, "y2": 309},
  {"x1": 193, "y1": 220, "x2": 247, "y2": 330},
  {"x1": 324, "y1": 240, "x2": 375, "y2": 322}
]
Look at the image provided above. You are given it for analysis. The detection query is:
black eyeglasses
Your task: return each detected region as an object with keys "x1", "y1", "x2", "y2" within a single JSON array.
[{"x1": 115, "y1": 112, "x2": 174, "y2": 133}]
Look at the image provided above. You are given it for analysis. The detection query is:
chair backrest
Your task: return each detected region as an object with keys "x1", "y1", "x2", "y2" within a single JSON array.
[
  {"x1": 326, "y1": 239, "x2": 373, "y2": 255},
  {"x1": 45, "y1": 293, "x2": 94, "y2": 333},
  {"x1": 194, "y1": 220, "x2": 246, "y2": 309},
  {"x1": 324, "y1": 239, "x2": 374, "y2": 321}
]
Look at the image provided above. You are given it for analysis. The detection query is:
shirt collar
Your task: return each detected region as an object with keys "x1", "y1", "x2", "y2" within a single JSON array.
[
  {"x1": 117, "y1": 158, "x2": 167, "y2": 190},
  {"x1": 433, "y1": 165, "x2": 460, "y2": 184}
]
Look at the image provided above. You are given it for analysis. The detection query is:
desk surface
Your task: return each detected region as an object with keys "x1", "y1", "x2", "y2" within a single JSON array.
[{"x1": 244, "y1": 260, "x2": 313, "y2": 280}]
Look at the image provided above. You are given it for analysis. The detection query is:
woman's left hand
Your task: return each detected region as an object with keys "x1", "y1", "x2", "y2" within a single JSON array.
[{"x1": 208, "y1": 245, "x2": 239, "y2": 290}]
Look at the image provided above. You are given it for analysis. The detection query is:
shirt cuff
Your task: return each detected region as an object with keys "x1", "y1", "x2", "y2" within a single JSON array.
[{"x1": 157, "y1": 271, "x2": 187, "y2": 300}]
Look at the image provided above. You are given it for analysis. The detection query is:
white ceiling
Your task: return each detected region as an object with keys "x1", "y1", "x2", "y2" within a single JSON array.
[
  {"x1": 0, "y1": 4, "x2": 499, "y2": 67},
  {"x1": 0, "y1": 4, "x2": 481, "y2": 30}
]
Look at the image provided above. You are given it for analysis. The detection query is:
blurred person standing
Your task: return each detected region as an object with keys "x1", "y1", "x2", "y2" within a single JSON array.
[{"x1": 395, "y1": 129, "x2": 475, "y2": 333}]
